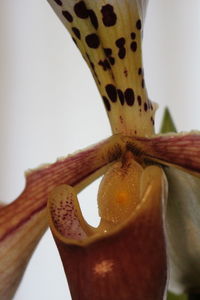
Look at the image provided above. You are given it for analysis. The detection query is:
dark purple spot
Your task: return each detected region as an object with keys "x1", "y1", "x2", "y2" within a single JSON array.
[
  {"x1": 117, "y1": 89, "x2": 124, "y2": 105},
  {"x1": 90, "y1": 62, "x2": 95, "y2": 70},
  {"x1": 101, "y1": 4, "x2": 117, "y2": 27},
  {"x1": 116, "y1": 38, "x2": 126, "y2": 59},
  {"x1": 115, "y1": 38, "x2": 125, "y2": 47},
  {"x1": 98, "y1": 59, "x2": 110, "y2": 71},
  {"x1": 124, "y1": 69, "x2": 128, "y2": 77},
  {"x1": 103, "y1": 48, "x2": 115, "y2": 65},
  {"x1": 141, "y1": 78, "x2": 145, "y2": 88},
  {"x1": 53, "y1": 0, "x2": 62, "y2": 6},
  {"x1": 74, "y1": 1, "x2": 88, "y2": 19},
  {"x1": 137, "y1": 95, "x2": 142, "y2": 106},
  {"x1": 104, "y1": 48, "x2": 112, "y2": 56},
  {"x1": 136, "y1": 19, "x2": 142, "y2": 30},
  {"x1": 138, "y1": 67, "x2": 142, "y2": 75},
  {"x1": 118, "y1": 48, "x2": 126, "y2": 59},
  {"x1": 131, "y1": 32, "x2": 136, "y2": 39},
  {"x1": 72, "y1": 27, "x2": 81, "y2": 39},
  {"x1": 131, "y1": 41, "x2": 137, "y2": 52},
  {"x1": 105, "y1": 84, "x2": 117, "y2": 102},
  {"x1": 102, "y1": 96, "x2": 111, "y2": 111},
  {"x1": 85, "y1": 33, "x2": 100, "y2": 48},
  {"x1": 72, "y1": 37, "x2": 78, "y2": 46},
  {"x1": 108, "y1": 57, "x2": 115, "y2": 65},
  {"x1": 124, "y1": 88, "x2": 135, "y2": 106},
  {"x1": 62, "y1": 10, "x2": 73, "y2": 22},
  {"x1": 88, "y1": 10, "x2": 99, "y2": 30},
  {"x1": 144, "y1": 102, "x2": 148, "y2": 111}
]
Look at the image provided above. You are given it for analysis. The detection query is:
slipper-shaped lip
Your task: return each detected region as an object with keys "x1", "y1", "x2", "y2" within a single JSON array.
[{"x1": 48, "y1": 165, "x2": 167, "y2": 247}]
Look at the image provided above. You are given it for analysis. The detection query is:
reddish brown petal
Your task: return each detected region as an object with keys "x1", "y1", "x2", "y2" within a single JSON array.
[
  {"x1": 124, "y1": 132, "x2": 200, "y2": 176},
  {"x1": 49, "y1": 167, "x2": 167, "y2": 300},
  {"x1": 0, "y1": 135, "x2": 122, "y2": 299}
]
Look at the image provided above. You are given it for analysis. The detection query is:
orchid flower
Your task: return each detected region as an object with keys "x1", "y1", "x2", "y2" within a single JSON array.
[
  {"x1": 1, "y1": 1, "x2": 200, "y2": 300},
  {"x1": 45, "y1": 0, "x2": 200, "y2": 299}
]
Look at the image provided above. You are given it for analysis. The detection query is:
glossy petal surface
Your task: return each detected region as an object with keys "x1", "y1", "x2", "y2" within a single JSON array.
[{"x1": 49, "y1": 165, "x2": 167, "y2": 300}]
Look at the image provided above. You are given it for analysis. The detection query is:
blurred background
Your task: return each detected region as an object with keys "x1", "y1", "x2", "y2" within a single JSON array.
[{"x1": 0, "y1": 0, "x2": 200, "y2": 299}]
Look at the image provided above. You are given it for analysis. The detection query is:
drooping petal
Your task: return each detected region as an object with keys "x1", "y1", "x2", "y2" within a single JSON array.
[
  {"x1": 48, "y1": 162, "x2": 168, "y2": 300},
  {"x1": 0, "y1": 135, "x2": 121, "y2": 299},
  {"x1": 0, "y1": 207, "x2": 46, "y2": 300},
  {"x1": 47, "y1": 0, "x2": 156, "y2": 136},
  {"x1": 123, "y1": 132, "x2": 200, "y2": 176},
  {"x1": 165, "y1": 167, "x2": 200, "y2": 294}
]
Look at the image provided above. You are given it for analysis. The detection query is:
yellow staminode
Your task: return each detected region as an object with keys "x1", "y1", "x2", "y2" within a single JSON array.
[{"x1": 97, "y1": 157, "x2": 143, "y2": 227}]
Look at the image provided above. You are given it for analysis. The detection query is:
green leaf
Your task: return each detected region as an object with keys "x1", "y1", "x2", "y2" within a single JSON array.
[
  {"x1": 167, "y1": 291, "x2": 188, "y2": 300},
  {"x1": 160, "y1": 107, "x2": 177, "y2": 133},
  {"x1": 161, "y1": 108, "x2": 200, "y2": 293}
]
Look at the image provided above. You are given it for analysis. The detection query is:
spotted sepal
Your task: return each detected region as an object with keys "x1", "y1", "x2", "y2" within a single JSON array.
[{"x1": 47, "y1": 0, "x2": 156, "y2": 136}]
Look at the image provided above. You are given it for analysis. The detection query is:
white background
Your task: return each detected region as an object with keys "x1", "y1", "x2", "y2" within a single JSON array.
[{"x1": 1, "y1": 0, "x2": 200, "y2": 299}]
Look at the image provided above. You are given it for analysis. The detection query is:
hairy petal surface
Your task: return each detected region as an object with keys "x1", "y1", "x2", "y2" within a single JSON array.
[
  {"x1": 47, "y1": 0, "x2": 156, "y2": 136},
  {"x1": 48, "y1": 164, "x2": 167, "y2": 300},
  {"x1": 165, "y1": 167, "x2": 200, "y2": 294},
  {"x1": 124, "y1": 132, "x2": 200, "y2": 176},
  {"x1": 0, "y1": 135, "x2": 121, "y2": 299}
]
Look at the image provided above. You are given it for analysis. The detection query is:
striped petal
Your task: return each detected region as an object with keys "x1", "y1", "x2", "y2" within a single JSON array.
[
  {"x1": 123, "y1": 132, "x2": 200, "y2": 177},
  {"x1": 48, "y1": 158, "x2": 167, "y2": 300},
  {"x1": 0, "y1": 135, "x2": 121, "y2": 299},
  {"x1": 47, "y1": 0, "x2": 156, "y2": 136},
  {"x1": 0, "y1": 207, "x2": 46, "y2": 300}
]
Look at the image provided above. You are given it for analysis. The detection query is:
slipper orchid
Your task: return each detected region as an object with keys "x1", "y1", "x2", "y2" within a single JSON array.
[
  {"x1": 45, "y1": 0, "x2": 200, "y2": 299},
  {"x1": 1, "y1": 0, "x2": 200, "y2": 300}
]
